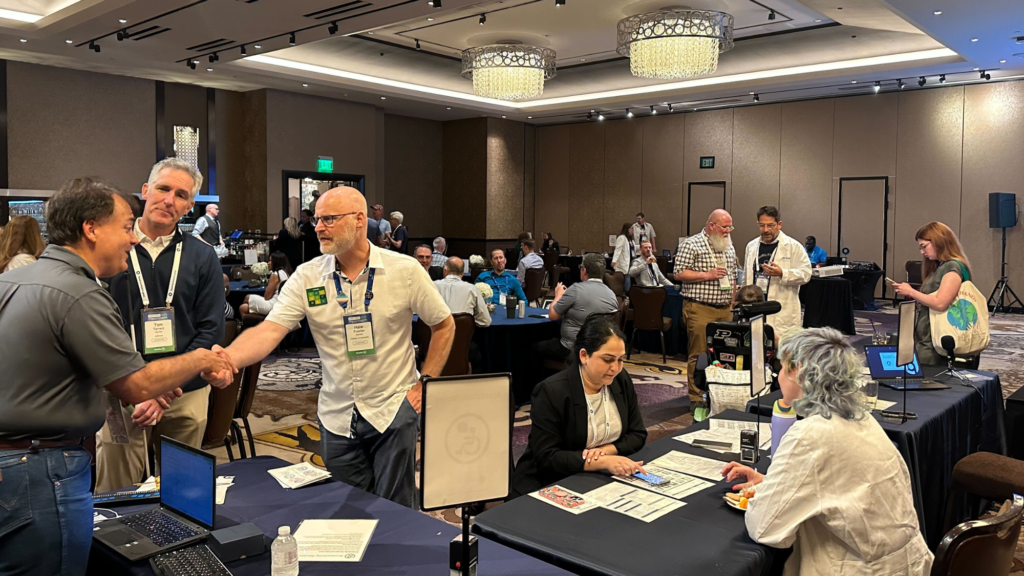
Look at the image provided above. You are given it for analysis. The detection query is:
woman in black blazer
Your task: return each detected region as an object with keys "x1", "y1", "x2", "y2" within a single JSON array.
[{"x1": 509, "y1": 316, "x2": 648, "y2": 499}]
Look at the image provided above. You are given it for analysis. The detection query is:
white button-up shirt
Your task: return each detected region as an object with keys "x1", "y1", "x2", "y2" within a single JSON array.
[
  {"x1": 134, "y1": 219, "x2": 176, "y2": 260},
  {"x1": 266, "y1": 244, "x2": 451, "y2": 436},
  {"x1": 433, "y1": 275, "x2": 491, "y2": 327}
]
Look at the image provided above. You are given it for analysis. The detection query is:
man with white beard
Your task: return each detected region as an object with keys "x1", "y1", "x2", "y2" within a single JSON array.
[{"x1": 673, "y1": 209, "x2": 739, "y2": 412}]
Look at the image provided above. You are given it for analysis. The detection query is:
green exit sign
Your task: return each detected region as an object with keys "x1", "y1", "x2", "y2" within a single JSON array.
[
  {"x1": 700, "y1": 156, "x2": 715, "y2": 169},
  {"x1": 317, "y1": 156, "x2": 334, "y2": 173}
]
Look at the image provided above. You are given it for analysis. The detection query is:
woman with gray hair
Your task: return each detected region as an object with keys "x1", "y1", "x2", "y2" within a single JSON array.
[{"x1": 721, "y1": 328, "x2": 932, "y2": 575}]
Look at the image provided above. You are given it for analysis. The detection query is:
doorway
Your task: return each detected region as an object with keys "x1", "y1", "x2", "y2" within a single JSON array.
[
  {"x1": 687, "y1": 182, "x2": 727, "y2": 236},
  {"x1": 837, "y1": 177, "x2": 890, "y2": 298},
  {"x1": 281, "y1": 170, "x2": 365, "y2": 221}
]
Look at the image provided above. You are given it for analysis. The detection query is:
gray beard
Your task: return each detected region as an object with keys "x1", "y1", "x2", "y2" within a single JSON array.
[
  {"x1": 709, "y1": 233, "x2": 732, "y2": 253},
  {"x1": 320, "y1": 234, "x2": 356, "y2": 255}
]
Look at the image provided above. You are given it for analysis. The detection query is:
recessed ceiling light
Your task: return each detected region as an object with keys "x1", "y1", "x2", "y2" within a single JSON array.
[
  {"x1": 119, "y1": 19, "x2": 127, "y2": 23},
  {"x1": 446, "y1": 107, "x2": 451, "y2": 110},
  {"x1": 971, "y1": 38, "x2": 978, "y2": 42},
  {"x1": 973, "y1": 67, "x2": 979, "y2": 71},
  {"x1": 65, "y1": 39, "x2": 72, "y2": 44},
  {"x1": 815, "y1": 19, "x2": 822, "y2": 23},
  {"x1": 580, "y1": 58, "x2": 585, "y2": 62},
  {"x1": 380, "y1": 96, "x2": 386, "y2": 99},
  {"x1": 207, "y1": 68, "x2": 213, "y2": 72},
  {"x1": 501, "y1": 115, "x2": 506, "y2": 118},
  {"x1": 1001, "y1": 59, "x2": 1007, "y2": 63},
  {"x1": 527, "y1": 116, "x2": 532, "y2": 119},
  {"x1": 851, "y1": 80, "x2": 857, "y2": 83},
  {"x1": 0, "y1": 8, "x2": 42, "y2": 22},
  {"x1": 302, "y1": 83, "x2": 308, "y2": 87},
  {"x1": 427, "y1": 17, "x2": 433, "y2": 21},
  {"x1": 254, "y1": 44, "x2": 261, "y2": 49},
  {"x1": 933, "y1": 10, "x2": 942, "y2": 15},
  {"x1": 18, "y1": 38, "x2": 26, "y2": 43},
  {"x1": 368, "y1": 32, "x2": 374, "y2": 35},
  {"x1": 246, "y1": 48, "x2": 957, "y2": 109},
  {"x1": 749, "y1": 91, "x2": 755, "y2": 94}
]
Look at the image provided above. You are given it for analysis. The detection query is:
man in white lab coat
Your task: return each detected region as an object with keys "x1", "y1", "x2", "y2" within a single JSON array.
[{"x1": 742, "y1": 206, "x2": 811, "y2": 341}]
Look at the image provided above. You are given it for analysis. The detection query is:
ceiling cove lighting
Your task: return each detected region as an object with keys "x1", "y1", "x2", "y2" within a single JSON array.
[
  {"x1": 461, "y1": 43, "x2": 556, "y2": 100},
  {"x1": 616, "y1": 8, "x2": 734, "y2": 79},
  {"x1": 0, "y1": 8, "x2": 43, "y2": 23},
  {"x1": 243, "y1": 48, "x2": 956, "y2": 109}
]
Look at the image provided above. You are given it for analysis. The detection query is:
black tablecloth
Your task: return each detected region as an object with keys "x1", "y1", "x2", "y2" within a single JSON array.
[
  {"x1": 747, "y1": 369, "x2": 1007, "y2": 547},
  {"x1": 843, "y1": 269, "x2": 885, "y2": 310},
  {"x1": 1006, "y1": 385, "x2": 1024, "y2": 460},
  {"x1": 479, "y1": 306, "x2": 561, "y2": 404},
  {"x1": 89, "y1": 456, "x2": 568, "y2": 576},
  {"x1": 799, "y1": 276, "x2": 855, "y2": 334},
  {"x1": 474, "y1": 410, "x2": 787, "y2": 576}
]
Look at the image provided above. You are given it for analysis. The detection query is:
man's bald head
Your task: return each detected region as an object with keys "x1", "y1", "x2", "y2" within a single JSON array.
[
  {"x1": 206, "y1": 204, "x2": 219, "y2": 217},
  {"x1": 314, "y1": 186, "x2": 368, "y2": 256},
  {"x1": 317, "y1": 187, "x2": 366, "y2": 216},
  {"x1": 444, "y1": 257, "x2": 463, "y2": 277},
  {"x1": 705, "y1": 209, "x2": 734, "y2": 252}
]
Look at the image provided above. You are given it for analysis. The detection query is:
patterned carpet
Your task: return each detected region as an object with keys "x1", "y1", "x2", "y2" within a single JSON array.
[{"x1": 229, "y1": 305, "x2": 1024, "y2": 563}]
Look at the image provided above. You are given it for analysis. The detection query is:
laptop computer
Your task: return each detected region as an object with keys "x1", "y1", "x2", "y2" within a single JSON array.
[
  {"x1": 864, "y1": 346, "x2": 950, "y2": 390},
  {"x1": 93, "y1": 436, "x2": 216, "y2": 562}
]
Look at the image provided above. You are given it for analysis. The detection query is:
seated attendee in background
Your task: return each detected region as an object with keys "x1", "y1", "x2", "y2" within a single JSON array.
[
  {"x1": 386, "y1": 211, "x2": 409, "y2": 254},
  {"x1": 415, "y1": 244, "x2": 444, "y2": 280},
  {"x1": 477, "y1": 247, "x2": 527, "y2": 305},
  {"x1": 300, "y1": 209, "x2": 321, "y2": 262},
  {"x1": 538, "y1": 253, "x2": 618, "y2": 363},
  {"x1": 629, "y1": 240, "x2": 674, "y2": 288},
  {"x1": 612, "y1": 222, "x2": 638, "y2": 293},
  {"x1": 722, "y1": 328, "x2": 932, "y2": 575},
  {"x1": 431, "y1": 236, "x2": 447, "y2": 267},
  {"x1": 804, "y1": 235, "x2": 827, "y2": 265},
  {"x1": 0, "y1": 214, "x2": 45, "y2": 273},
  {"x1": 271, "y1": 216, "x2": 304, "y2": 271},
  {"x1": 241, "y1": 252, "x2": 292, "y2": 316},
  {"x1": 517, "y1": 238, "x2": 545, "y2": 284},
  {"x1": 513, "y1": 231, "x2": 530, "y2": 258},
  {"x1": 435, "y1": 257, "x2": 491, "y2": 328},
  {"x1": 510, "y1": 316, "x2": 647, "y2": 499},
  {"x1": 223, "y1": 273, "x2": 235, "y2": 321},
  {"x1": 742, "y1": 206, "x2": 811, "y2": 342},
  {"x1": 542, "y1": 232, "x2": 559, "y2": 254},
  {"x1": 192, "y1": 203, "x2": 224, "y2": 249},
  {"x1": 891, "y1": 222, "x2": 973, "y2": 366}
]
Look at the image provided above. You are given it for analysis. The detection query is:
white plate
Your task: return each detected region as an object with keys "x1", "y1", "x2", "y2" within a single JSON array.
[{"x1": 722, "y1": 495, "x2": 747, "y2": 512}]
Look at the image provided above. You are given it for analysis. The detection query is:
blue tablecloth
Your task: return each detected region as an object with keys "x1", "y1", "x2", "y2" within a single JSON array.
[
  {"x1": 474, "y1": 410, "x2": 786, "y2": 576},
  {"x1": 89, "y1": 456, "x2": 568, "y2": 576},
  {"x1": 635, "y1": 286, "x2": 684, "y2": 357},
  {"x1": 747, "y1": 369, "x2": 1007, "y2": 548}
]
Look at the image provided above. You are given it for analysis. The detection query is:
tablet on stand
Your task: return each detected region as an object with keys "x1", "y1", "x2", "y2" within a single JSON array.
[
  {"x1": 893, "y1": 300, "x2": 918, "y2": 423},
  {"x1": 743, "y1": 315, "x2": 767, "y2": 465}
]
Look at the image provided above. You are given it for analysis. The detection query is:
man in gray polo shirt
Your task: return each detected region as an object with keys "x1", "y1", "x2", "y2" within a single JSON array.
[
  {"x1": 536, "y1": 253, "x2": 618, "y2": 364},
  {"x1": 0, "y1": 177, "x2": 235, "y2": 576}
]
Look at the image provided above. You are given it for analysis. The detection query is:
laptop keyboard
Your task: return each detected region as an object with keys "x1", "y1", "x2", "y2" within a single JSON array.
[
  {"x1": 120, "y1": 510, "x2": 199, "y2": 547},
  {"x1": 150, "y1": 544, "x2": 232, "y2": 576}
]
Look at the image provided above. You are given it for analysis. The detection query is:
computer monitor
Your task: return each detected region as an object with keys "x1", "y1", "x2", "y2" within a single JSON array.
[
  {"x1": 160, "y1": 436, "x2": 216, "y2": 529},
  {"x1": 864, "y1": 346, "x2": 923, "y2": 378},
  {"x1": 750, "y1": 315, "x2": 767, "y2": 396}
]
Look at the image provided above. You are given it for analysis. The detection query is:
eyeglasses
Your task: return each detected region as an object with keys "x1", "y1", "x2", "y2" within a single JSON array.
[
  {"x1": 918, "y1": 241, "x2": 931, "y2": 253},
  {"x1": 711, "y1": 222, "x2": 735, "y2": 232},
  {"x1": 757, "y1": 223, "x2": 778, "y2": 230},
  {"x1": 311, "y1": 212, "x2": 357, "y2": 226}
]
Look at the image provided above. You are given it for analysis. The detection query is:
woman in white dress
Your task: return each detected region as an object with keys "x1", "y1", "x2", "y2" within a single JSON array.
[
  {"x1": 0, "y1": 215, "x2": 45, "y2": 273},
  {"x1": 722, "y1": 328, "x2": 932, "y2": 576},
  {"x1": 241, "y1": 252, "x2": 292, "y2": 316}
]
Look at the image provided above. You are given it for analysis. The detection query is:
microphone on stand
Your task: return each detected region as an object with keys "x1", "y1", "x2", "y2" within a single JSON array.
[{"x1": 938, "y1": 335, "x2": 969, "y2": 382}]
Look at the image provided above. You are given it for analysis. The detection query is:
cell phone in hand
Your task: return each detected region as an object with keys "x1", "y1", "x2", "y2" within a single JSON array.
[
  {"x1": 885, "y1": 277, "x2": 895, "y2": 285},
  {"x1": 633, "y1": 471, "x2": 670, "y2": 486}
]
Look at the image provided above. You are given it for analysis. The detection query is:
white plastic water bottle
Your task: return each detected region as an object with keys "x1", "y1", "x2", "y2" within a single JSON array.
[{"x1": 271, "y1": 526, "x2": 299, "y2": 576}]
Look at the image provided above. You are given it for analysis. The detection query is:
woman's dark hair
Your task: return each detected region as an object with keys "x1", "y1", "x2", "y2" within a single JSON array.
[
  {"x1": 574, "y1": 315, "x2": 626, "y2": 358},
  {"x1": 269, "y1": 251, "x2": 292, "y2": 275},
  {"x1": 47, "y1": 177, "x2": 134, "y2": 246},
  {"x1": 619, "y1": 222, "x2": 632, "y2": 237}
]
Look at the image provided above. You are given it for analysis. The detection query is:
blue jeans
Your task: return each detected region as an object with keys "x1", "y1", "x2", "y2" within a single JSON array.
[
  {"x1": 623, "y1": 274, "x2": 632, "y2": 295},
  {"x1": 320, "y1": 400, "x2": 418, "y2": 509},
  {"x1": 0, "y1": 446, "x2": 93, "y2": 576}
]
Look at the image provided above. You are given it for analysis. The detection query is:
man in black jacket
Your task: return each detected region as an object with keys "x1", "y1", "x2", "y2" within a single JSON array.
[{"x1": 95, "y1": 158, "x2": 225, "y2": 492}]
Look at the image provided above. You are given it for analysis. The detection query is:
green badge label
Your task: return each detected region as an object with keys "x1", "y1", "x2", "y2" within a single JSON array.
[{"x1": 306, "y1": 286, "x2": 328, "y2": 307}]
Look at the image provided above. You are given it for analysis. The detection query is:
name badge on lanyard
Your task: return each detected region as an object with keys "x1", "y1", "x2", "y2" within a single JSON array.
[
  {"x1": 129, "y1": 243, "x2": 181, "y2": 355},
  {"x1": 754, "y1": 245, "x2": 779, "y2": 298},
  {"x1": 334, "y1": 268, "x2": 377, "y2": 358}
]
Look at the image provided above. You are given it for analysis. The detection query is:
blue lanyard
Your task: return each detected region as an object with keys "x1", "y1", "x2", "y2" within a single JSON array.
[
  {"x1": 333, "y1": 268, "x2": 375, "y2": 313},
  {"x1": 492, "y1": 273, "x2": 510, "y2": 292}
]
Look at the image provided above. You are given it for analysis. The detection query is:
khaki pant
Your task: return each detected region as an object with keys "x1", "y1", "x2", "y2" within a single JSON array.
[
  {"x1": 684, "y1": 300, "x2": 734, "y2": 402},
  {"x1": 95, "y1": 386, "x2": 211, "y2": 493}
]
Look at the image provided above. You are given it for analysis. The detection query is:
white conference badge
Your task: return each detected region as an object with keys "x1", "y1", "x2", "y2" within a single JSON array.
[
  {"x1": 344, "y1": 313, "x2": 376, "y2": 358},
  {"x1": 130, "y1": 243, "x2": 182, "y2": 355}
]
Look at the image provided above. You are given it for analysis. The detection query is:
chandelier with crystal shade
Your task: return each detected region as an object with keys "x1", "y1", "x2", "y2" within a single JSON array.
[
  {"x1": 461, "y1": 43, "x2": 557, "y2": 100},
  {"x1": 616, "y1": 8, "x2": 734, "y2": 79}
]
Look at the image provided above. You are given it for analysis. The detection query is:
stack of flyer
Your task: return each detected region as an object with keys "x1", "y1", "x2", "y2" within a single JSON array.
[{"x1": 268, "y1": 462, "x2": 332, "y2": 489}]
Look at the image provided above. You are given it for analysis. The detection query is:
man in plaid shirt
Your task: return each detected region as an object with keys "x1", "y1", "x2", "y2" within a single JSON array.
[{"x1": 673, "y1": 209, "x2": 739, "y2": 408}]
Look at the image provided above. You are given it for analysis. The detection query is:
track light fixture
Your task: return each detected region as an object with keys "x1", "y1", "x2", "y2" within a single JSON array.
[
  {"x1": 752, "y1": 93, "x2": 759, "y2": 102},
  {"x1": 873, "y1": 81, "x2": 880, "y2": 92},
  {"x1": 116, "y1": 31, "x2": 124, "y2": 41},
  {"x1": 556, "y1": 0, "x2": 565, "y2": 5},
  {"x1": 587, "y1": 111, "x2": 593, "y2": 120},
  {"x1": 415, "y1": 39, "x2": 421, "y2": 50},
  {"x1": 768, "y1": 10, "x2": 776, "y2": 21},
  {"x1": 429, "y1": 0, "x2": 441, "y2": 6},
  {"x1": 92, "y1": 42, "x2": 100, "y2": 53},
  {"x1": 289, "y1": 32, "x2": 296, "y2": 45},
  {"x1": 626, "y1": 108, "x2": 633, "y2": 118},
  {"x1": 241, "y1": 45, "x2": 247, "y2": 56},
  {"x1": 981, "y1": 70, "x2": 991, "y2": 80},
  {"x1": 939, "y1": 74, "x2": 946, "y2": 84},
  {"x1": 328, "y1": 22, "x2": 339, "y2": 35},
  {"x1": 209, "y1": 54, "x2": 216, "y2": 63},
  {"x1": 918, "y1": 76, "x2": 926, "y2": 87},
  {"x1": 650, "y1": 105, "x2": 657, "y2": 115},
  {"x1": 667, "y1": 103, "x2": 673, "y2": 112},
  {"x1": 897, "y1": 79, "x2": 905, "y2": 89},
  {"x1": 479, "y1": 14, "x2": 486, "y2": 25},
  {"x1": 188, "y1": 60, "x2": 196, "y2": 70}
]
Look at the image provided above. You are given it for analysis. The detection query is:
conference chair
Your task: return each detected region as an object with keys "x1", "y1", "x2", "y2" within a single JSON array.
[
  {"x1": 626, "y1": 286, "x2": 670, "y2": 363},
  {"x1": 231, "y1": 359, "x2": 262, "y2": 459},
  {"x1": 505, "y1": 248, "x2": 520, "y2": 271},
  {"x1": 524, "y1": 268, "x2": 546, "y2": 306},
  {"x1": 558, "y1": 246, "x2": 570, "y2": 255},
  {"x1": 415, "y1": 313, "x2": 475, "y2": 375},
  {"x1": 616, "y1": 295, "x2": 630, "y2": 334},
  {"x1": 202, "y1": 319, "x2": 244, "y2": 460},
  {"x1": 655, "y1": 254, "x2": 669, "y2": 275},
  {"x1": 543, "y1": 250, "x2": 568, "y2": 290},
  {"x1": 943, "y1": 452, "x2": 1024, "y2": 533},
  {"x1": 469, "y1": 266, "x2": 486, "y2": 284},
  {"x1": 602, "y1": 271, "x2": 626, "y2": 299},
  {"x1": 932, "y1": 494, "x2": 1023, "y2": 576},
  {"x1": 905, "y1": 260, "x2": 923, "y2": 290}
]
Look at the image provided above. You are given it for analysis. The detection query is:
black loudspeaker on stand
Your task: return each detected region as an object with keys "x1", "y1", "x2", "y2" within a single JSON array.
[{"x1": 987, "y1": 192, "x2": 1024, "y2": 313}]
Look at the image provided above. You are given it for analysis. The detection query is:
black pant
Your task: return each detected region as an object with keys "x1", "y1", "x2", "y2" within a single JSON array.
[{"x1": 535, "y1": 338, "x2": 570, "y2": 363}]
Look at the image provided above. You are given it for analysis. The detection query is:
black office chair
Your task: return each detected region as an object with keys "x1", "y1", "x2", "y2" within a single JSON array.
[{"x1": 932, "y1": 494, "x2": 1023, "y2": 576}]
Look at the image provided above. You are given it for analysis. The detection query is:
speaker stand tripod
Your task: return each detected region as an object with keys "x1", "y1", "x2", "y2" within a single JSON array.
[{"x1": 988, "y1": 227, "x2": 1023, "y2": 313}]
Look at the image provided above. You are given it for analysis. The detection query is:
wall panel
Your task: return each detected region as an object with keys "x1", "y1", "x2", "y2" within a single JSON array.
[
  {"x1": 385, "y1": 114, "x2": 443, "y2": 240},
  {"x1": 731, "y1": 104, "x2": 782, "y2": 263},
  {"x1": 442, "y1": 118, "x2": 488, "y2": 239},
  {"x1": 894, "y1": 87, "x2": 965, "y2": 290},
  {"x1": 567, "y1": 122, "x2": 606, "y2": 253},
  {"x1": 164, "y1": 82, "x2": 208, "y2": 195},
  {"x1": 603, "y1": 118, "x2": 643, "y2": 251},
  {"x1": 780, "y1": 99, "x2": 834, "y2": 254},
  {"x1": 535, "y1": 124, "x2": 572, "y2": 247},
  {"x1": 524, "y1": 125, "x2": 536, "y2": 236},
  {"x1": 487, "y1": 118, "x2": 525, "y2": 239},
  {"x1": 645, "y1": 114, "x2": 686, "y2": 252}
]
